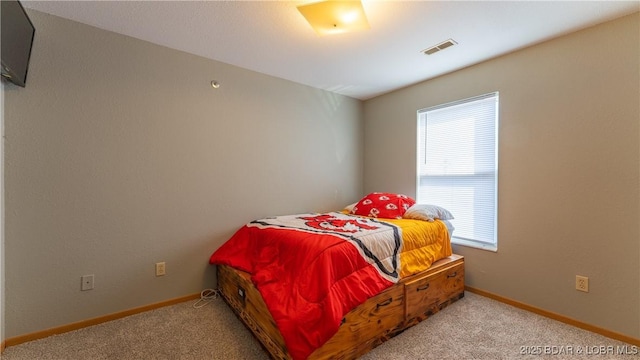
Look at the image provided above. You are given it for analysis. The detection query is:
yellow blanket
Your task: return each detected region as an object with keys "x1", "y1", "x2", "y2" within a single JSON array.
[{"x1": 381, "y1": 217, "x2": 452, "y2": 278}]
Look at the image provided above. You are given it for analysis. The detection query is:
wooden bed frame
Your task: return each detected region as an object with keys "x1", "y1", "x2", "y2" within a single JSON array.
[{"x1": 217, "y1": 254, "x2": 465, "y2": 359}]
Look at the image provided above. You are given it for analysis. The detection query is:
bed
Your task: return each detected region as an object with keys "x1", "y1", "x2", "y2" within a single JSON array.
[{"x1": 209, "y1": 193, "x2": 465, "y2": 359}]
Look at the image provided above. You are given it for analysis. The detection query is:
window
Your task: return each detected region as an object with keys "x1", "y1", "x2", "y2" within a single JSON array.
[{"x1": 417, "y1": 92, "x2": 499, "y2": 251}]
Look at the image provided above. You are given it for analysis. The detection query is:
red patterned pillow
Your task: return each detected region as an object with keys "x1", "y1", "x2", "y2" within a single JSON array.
[{"x1": 350, "y1": 192, "x2": 416, "y2": 219}]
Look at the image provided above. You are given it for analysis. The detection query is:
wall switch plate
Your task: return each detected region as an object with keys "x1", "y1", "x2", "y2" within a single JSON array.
[
  {"x1": 576, "y1": 275, "x2": 589, "y2": 292},
  {"x1": 81, "y1": 274, "x2": 94, "y2": 291},
  {"x1": 155, "y1": 262, "x2": 166, "y2": 276}
]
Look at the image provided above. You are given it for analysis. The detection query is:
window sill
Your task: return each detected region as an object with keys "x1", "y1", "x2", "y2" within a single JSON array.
[{"x1": 451, "y1": 238, "x2": 497, "y2": 252}]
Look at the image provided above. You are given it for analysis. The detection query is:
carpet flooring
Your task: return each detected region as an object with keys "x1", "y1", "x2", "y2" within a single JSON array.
[{"x1": 2, "y1": 292, "x2": 636, "y2": 359}]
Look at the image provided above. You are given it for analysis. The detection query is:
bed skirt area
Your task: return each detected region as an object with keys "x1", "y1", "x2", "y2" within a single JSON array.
[{"x1": 216, "y1": 254, "x2": 465, "y2": 360}]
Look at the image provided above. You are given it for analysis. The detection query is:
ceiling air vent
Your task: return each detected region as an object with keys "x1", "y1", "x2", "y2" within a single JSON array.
[{"x1": 422, "y1": 39, "x2": 457, "y2": 56}]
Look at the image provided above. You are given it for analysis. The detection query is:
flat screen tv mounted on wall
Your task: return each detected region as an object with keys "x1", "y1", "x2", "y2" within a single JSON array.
[{"x1": 1, "y1": 0, "x2": 35, "y2": 87}]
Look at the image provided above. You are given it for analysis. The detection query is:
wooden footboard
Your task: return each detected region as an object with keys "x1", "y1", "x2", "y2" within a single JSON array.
[
  {"x1": 217, "y1": 265, "x2": 289, "y2": 359},
  {"x1": 217, "y1": 254, "x2": 464, "y2": 360}
]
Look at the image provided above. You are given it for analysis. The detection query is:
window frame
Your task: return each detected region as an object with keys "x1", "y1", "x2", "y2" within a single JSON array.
[{"x1": 416, "y1": 92, "x2": 499, "y2": 252}]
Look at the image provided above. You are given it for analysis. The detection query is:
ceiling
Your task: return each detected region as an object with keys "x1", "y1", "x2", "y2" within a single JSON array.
[{"x1": 22, "y1": 1, "x2": 639, "y2": 100}]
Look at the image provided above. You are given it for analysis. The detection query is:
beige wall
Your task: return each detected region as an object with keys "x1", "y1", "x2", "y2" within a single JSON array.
[
  {"x1": 1, "y1": 79, "x2": 5, "y2": 346},
  {"x1": 3, "y1": 11, "x2": 363, "y2": 338},
  {"x1": 363, "y1": 13, "x2": 639, "y2": 338}
]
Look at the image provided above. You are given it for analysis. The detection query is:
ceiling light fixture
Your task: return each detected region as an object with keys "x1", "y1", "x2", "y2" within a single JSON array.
[{"x1": 297, "y1": 0, "x2": 369, "y2": 36}]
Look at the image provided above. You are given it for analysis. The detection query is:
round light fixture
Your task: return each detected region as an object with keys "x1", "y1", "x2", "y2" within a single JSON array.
[{"x1": 211, "y1": 80, "x2": 220, "y2": 89}]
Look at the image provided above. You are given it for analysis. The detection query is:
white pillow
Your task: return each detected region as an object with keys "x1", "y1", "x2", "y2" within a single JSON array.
[
  {"x1": 403, "y1": 204, "x2": 454, "y2": 222},
  {"x1": 343, "y1": 202, "x2": 357, "y2": 213}
]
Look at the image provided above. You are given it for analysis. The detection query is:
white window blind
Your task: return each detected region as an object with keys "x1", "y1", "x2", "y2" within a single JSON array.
[{"x1": 417, "y1": 92, "x2": 498, "y2": 250}]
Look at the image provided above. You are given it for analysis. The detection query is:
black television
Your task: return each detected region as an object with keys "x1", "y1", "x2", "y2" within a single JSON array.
[{"x1": 1, "y1": 0, "x2": 35, "y2": 87}]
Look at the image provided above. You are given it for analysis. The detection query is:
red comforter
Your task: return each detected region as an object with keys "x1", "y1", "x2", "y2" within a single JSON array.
[{"x1": 209, "y1": 212, "x2": 450, "y2": 359}]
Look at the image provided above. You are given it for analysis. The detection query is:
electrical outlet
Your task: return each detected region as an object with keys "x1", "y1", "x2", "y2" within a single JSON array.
[
  {"x1": 81, "y1": 274, "x2": 94, "y2": 291},
  {"x1": 155, "y1": 262, "x2": 166, "y2": 277},
  {"x1": 576, "y1": 275, "x2": 589, "y2": 292}
]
